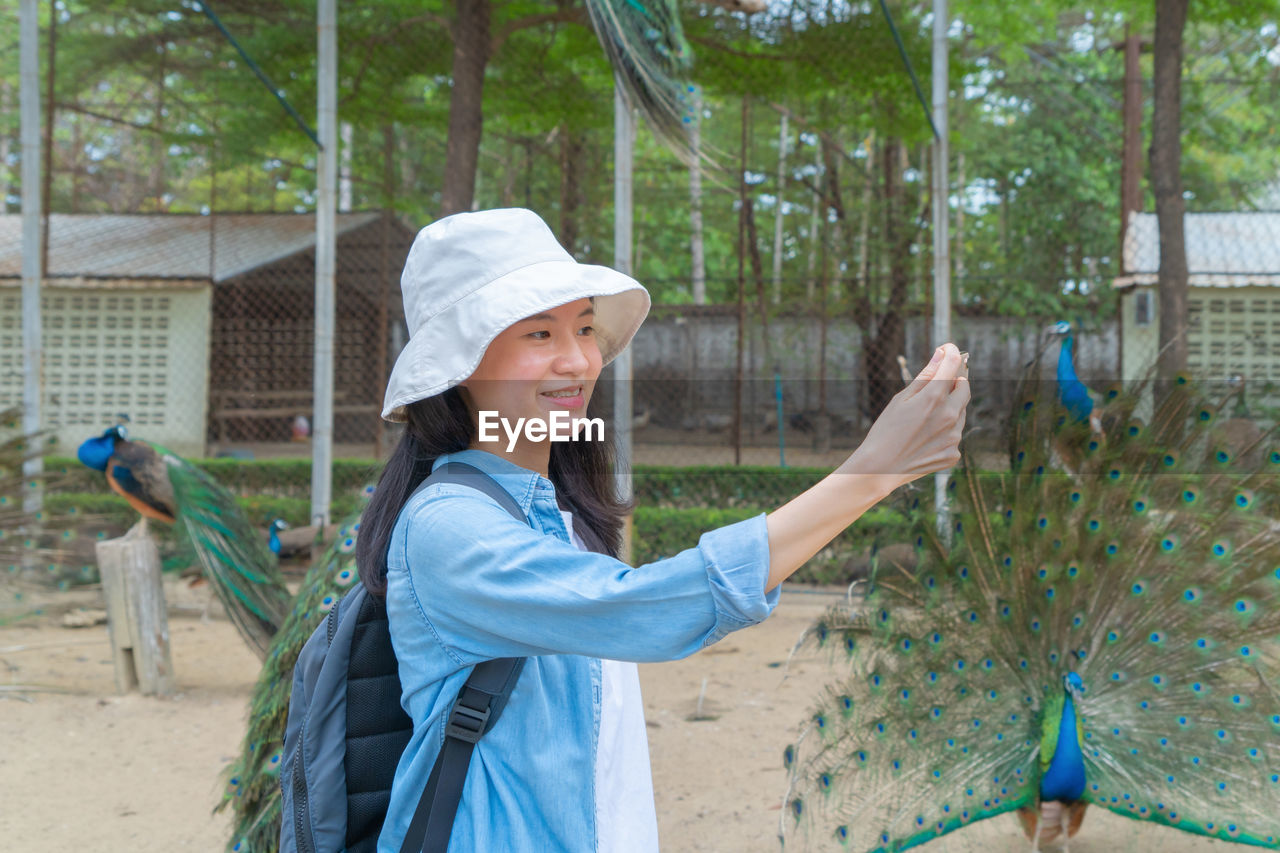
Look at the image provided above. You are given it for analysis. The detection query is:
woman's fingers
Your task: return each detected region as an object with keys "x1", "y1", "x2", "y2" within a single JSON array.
[{"x1": 904, "y1": 343, "x2": 960, "y2": 397}]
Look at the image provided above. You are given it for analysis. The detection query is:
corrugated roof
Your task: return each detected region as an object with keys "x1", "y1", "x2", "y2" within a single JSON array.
[
  {"x1": 1116, "y1": 212, "x2": 1280, "y2": 288},
  {"x1": 0, "y1": 212, "x2": 382, "y2": 283}
]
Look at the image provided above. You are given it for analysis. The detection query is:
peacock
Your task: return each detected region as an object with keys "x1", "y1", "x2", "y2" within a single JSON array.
[
  {"x1": 782, "y1": 367, "x2": 1280, "y2": 852},
  {"x1": 584, "y1": 0, "x2": 694, "y2": 157},
  {"x1": 76, "y1": 422, "x2": 293, "y2": 660},
  {"x1": 218, "y1": 504, "x2": 367, "y2": 853}
]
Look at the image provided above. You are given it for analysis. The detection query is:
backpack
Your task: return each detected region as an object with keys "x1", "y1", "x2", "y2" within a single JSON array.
[{"x1": 280, "y1": 462, "x2": 529, "y2": 853}]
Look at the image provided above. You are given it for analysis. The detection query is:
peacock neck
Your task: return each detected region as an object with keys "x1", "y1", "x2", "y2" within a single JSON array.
[{"x1": 1040, "y1": 688, "x2": 1087, "y2": 802}]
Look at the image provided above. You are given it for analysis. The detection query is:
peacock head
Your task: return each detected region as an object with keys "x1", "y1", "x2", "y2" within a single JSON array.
[
  {"x1": 270, "y1": 518, "x2": 290, "y2": 533},
  {"x1": 1049, "y1": 321, "x2": 1072, "y2": 336},
  {"x1": 76, "y1": 425, "x2": 127, "y2": 472},
  {"x1": 1063, "y1": 671, "x2": 1085, "y2": 696}
]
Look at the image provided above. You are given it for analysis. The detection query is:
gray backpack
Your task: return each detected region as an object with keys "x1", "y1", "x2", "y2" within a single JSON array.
[{"x1": 280, "y1": 462, "x2": 528, "y2": 853}]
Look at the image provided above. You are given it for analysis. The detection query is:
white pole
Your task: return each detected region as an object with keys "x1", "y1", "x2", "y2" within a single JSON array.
[
  {"x1": 771, "y1": 113, "x2": 787, "y2": 304},
  {"x1": 931, "y1": 0, "x2": 951, "y2": 530},
  {"x1": 20, "y1": 0, "x2": 43, "y2": 514},
  {"x1": 311, "y1": 0, "x2": 337, "y2": 527},
  {"x1": 688, "y1": 88, "x2": 705, "y2": 306},
  {"x1": 613, "y1": 83, "x2": 635, "y2": 562}
]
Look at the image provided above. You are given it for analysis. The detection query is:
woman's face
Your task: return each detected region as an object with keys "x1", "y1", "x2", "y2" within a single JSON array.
[{"x1": 460, "y1": 297, "x2": 602, "y2": 456}]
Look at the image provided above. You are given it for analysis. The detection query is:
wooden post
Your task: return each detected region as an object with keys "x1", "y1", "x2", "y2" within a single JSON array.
[{"x1": 96, "y1": 521, "x2": 175, "y2": 696}]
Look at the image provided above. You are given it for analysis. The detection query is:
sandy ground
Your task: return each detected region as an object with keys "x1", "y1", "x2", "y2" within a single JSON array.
[{"x1": 0, "y1": 583, "x2": 1236, "y2": 853}]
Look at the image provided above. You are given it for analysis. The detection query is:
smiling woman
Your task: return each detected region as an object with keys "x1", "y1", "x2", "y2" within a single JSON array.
[{"x1": 337, "y1": 207, "x2": 968, "y2": 853}]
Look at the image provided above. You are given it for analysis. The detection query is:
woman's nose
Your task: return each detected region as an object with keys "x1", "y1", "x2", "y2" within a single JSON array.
[{"x1": 553, "y1": 334, "x2": 592, "y2": 374}]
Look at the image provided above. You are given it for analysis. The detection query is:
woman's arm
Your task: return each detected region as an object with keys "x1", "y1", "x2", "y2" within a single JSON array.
[{"x1": 765, "y1": 343, "x2": 969, "y2": 591}]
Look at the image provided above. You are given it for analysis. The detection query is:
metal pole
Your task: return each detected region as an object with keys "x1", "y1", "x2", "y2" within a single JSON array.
[
  {"x1": 771, "y1": 113, "x2": 787, "y2": 305},
  {"x1": 613, "y1": 83, "x2": 635, "y2": 563},
  {"x1": 21, "y1": 0, "x2": 43, "y2": 514},
  {"x1": 311, "y1": 0, "x2": 336, "y2": 527},
  {"x1": 931, "y1": 0, "x2": 951, "y2": 530}
]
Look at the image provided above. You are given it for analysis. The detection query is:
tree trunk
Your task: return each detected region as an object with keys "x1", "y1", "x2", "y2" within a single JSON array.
[
  {"x1": 559, "y1": 124, "x2": 584, "y2": 253},
  {"x1": 1151, "y1": 0, "x2": 1189, "y2": 381},
  {"x1": 866, "y1": 137, "x2": 911, "y2": 418},
  {"x1": 440, "y1": 0, "x2": 491, "y2": 216}
]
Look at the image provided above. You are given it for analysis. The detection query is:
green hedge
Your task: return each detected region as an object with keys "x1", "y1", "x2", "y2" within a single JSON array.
[
  {"x1": 42, "y1": 458, "x2": 920, "y2": 586},
  {"x1": 48, "y1": 456, "x2": 831, "y2": 508},
  {"x1": 632, "y1": 503, "x2": 914, "y2": 585},
  {"x1": 631, "y1": 465, "x2": 830, "y2": 508},
  {"x1": 46, "y1": 455, "x2": 380, "y2": 498},
  {"x1": 44, "y1": 492, "x2": 365, "y2": 533}
]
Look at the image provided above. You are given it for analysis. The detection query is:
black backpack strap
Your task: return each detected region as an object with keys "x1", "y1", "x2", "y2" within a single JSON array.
[
  {"x1": 398, "y1": 461, "x2": 529, "y2": 853},
  {"x1": 400, "y1": 658, "x2": 526, "y2": 853}
]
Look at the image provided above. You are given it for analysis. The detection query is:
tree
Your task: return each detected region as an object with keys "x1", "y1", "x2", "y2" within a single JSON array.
[{"x1": 1151, "y1": 0, "x2": 1189, "y2": 381}]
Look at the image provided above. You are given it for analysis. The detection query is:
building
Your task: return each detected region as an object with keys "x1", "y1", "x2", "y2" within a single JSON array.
[
  {"x1": 1114, "y1": 212, "x2": 1280, "y2": 385},
  {"x1": 0, "y1": 213, "x2": 413, "y2": 456}
]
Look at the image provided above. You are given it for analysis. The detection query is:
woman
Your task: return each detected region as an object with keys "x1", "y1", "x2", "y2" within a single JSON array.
[{"x1": 362, "y1": 208, "x2": 969, "y2": 852}]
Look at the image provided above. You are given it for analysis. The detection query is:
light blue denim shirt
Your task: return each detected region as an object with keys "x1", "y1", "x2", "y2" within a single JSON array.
[{"x1": 377, "y1": 448, "x2": 778, "y2": 852}]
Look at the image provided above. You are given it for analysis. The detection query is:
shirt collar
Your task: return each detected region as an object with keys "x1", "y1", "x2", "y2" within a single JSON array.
[{"x1": 430, "y1": 448, "x2": 553, "y2": 512}]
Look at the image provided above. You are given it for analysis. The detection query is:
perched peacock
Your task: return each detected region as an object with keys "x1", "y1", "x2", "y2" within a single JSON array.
[
  {"x1": 76, "y1": 423, "x2": 292, "y2": 660},
  {"x1": 218, "y1": 505, "x2": 367, "y2": 853},
  {"x1": 782, "y1": 369, "x2": 1280, "y2": 851}
]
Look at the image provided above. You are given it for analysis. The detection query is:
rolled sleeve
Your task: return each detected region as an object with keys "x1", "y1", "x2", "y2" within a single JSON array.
[
  {"x1": 387, "y1": 488, "x2": 776, "y2": 664},
  {"x1": 694, "y1": 512, "x2": 780, "y2": 643}
]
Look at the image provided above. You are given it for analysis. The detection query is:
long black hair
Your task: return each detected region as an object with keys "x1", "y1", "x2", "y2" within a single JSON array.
[{"x1": 357, "y1": 386, "x2": 630, "y2": 596}]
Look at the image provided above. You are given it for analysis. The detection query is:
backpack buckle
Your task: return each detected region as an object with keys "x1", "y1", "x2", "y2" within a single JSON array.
[{"x1": 445, "y1": 699, "x2": 491, "y2": 744}]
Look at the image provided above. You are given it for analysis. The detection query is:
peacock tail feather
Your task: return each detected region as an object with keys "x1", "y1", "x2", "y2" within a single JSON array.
[
  {"x1": 783, "y1": 375, "x2": 1280, "y2": 851},
  {"x1": 585, "y1": 0, "x2": 695, "y2": 158},
  {"x1": 158, "y1": 444, "x2": 293, "y2": 661},
  {"x1": 217, "y1": 499, "x2": 366, "y2": 853}
]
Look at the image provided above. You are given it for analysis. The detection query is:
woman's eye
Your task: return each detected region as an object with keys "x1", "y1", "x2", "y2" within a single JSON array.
[
  {"x1": 527, "y1": 330, "x2": 551, "y2": 340},
  {"x1": 578, "y1": 325, "x2": 595, "y2": 335}
]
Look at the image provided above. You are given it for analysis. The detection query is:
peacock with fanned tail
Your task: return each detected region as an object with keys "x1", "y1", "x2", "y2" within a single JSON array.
[
  {"x1": 218, "y1": 505, "x2": 367, "y2": 853},
  {"x1": 76, "y1": 423, "x2": 292, "y2": 660},
  {"x1": 782, "y1": 360, "x2": 1280, "y2": 851}
]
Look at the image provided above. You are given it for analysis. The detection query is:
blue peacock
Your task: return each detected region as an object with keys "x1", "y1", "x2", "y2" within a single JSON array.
[
  {"x1": 783, "y1": 348, "x2": 1280, "y2": 851},
  {"x1": 77, "y1": 422, "x2": 293, "y2": 660},
  {"x1": 218, "y1": 504, "x2": 366, "y2": 853}
]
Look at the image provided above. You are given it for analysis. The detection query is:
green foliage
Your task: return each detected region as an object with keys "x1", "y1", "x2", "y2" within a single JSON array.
[
  {"x1": 47, "y1": 455, "x2": 378, "y2": 498},
  {"x1": 633, "y1": 464, "x2": 828, "y2": 507},
  {"x1": 633, "y1": 503, "x2": 913, "y2": 585}
]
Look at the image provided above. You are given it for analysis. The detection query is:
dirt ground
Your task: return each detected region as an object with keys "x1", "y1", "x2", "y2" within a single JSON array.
[{"x1": 0, "y1": 582, "x2": 1235, "y2": 852}]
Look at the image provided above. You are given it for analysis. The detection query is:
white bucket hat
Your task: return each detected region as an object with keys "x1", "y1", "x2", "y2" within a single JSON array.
[{"x1": 382, "y1": 208, "x2": 651, "y2": 422}]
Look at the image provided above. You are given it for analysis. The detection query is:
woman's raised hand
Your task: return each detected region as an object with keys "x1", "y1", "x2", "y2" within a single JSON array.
[{"x1": 842, "y1": 343, "x2": 970, "y2": 492}]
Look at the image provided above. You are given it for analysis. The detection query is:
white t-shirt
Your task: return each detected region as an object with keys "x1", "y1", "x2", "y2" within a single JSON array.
[{"x1": 560, "y1": 509, "x2": 661, "y2": 852}]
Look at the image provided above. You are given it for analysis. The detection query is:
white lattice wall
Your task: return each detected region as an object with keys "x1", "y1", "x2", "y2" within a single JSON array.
[{"x1": 0, "y1": 284, "x2": 212, "y2": 457}]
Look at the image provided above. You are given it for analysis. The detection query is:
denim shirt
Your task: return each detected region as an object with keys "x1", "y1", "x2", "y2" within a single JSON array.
[{"x1": 377, "y1": 448, "x2": 778, "y2": 852}]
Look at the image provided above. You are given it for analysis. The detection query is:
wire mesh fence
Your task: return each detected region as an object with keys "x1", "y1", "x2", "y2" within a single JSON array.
[{"x1": 0, "y1": 1, "x2": 1277, "y2": 484}]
